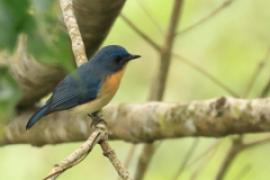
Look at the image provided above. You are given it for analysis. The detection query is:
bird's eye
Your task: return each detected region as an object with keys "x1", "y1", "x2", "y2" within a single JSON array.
[{"x1": 114, "y1": 56, "x2": 122, "y2": 64}]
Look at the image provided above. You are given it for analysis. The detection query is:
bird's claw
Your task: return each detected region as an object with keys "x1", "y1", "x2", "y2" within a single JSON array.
[{"x1": 88, "y1": 112, "x2": 105, "y2": 128}]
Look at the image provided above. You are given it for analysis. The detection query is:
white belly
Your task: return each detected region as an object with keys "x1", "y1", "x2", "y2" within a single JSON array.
[{"x1": 71, "y1": 92, "x2": 115, "y2": 114}]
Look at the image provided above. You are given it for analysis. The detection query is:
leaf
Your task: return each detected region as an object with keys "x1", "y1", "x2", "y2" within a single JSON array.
[
  {"x1": 0, "y1": 0, "x2": 75, "y2": 71},
  {"x1": 0, "y1": 0, "x2": 33, "y2": 50},
  {"x1": 26, "y1": 0, "x2": 75, "y2": 71}
]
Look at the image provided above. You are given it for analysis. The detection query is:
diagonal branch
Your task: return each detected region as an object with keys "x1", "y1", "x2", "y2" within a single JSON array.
[
  {"x1": 215, "y1": 48, "x2": 270, "y2": 180},
  {"x1": 176, "y1": 0, "x2": 237, "y2": 36},
  {"x1": 173, "y1": 53, "x2": 239, "y2": 97},
  {"x1": 44, "y1": 128, "x2": 104, "y2": 180},
  {"x1": 172, "y1": 138, "x2": 199, "y2": 180},
  {"x1": 135, "y1": 0, "x2": 163, "y2": 35},
  {"x1": 148, "y1": 0, "x2": 184, "y2": 101},
  {"x1": 60, "y1": 0, "x2": 87, "y2": 65},
  {"x1": 120, "y1": 15, "x2": 239, "y2": 97},
  {"x1": 135, "y1": 1, "x2": 185, "y2": 179},
  {"x1": 244, "y1": 48, "x2": 270, "y2": 97},
  {"x1": 100, "y1": 140, "x2": 133, "y2": 180},
  {"x1": 120, "y1": 14, "x2": 161, "y2": 52}
]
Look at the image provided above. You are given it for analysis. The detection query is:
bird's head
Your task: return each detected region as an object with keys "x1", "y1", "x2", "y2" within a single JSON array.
[{"x1": 91, "y1": 45, "x2": 141, "y2": 74}]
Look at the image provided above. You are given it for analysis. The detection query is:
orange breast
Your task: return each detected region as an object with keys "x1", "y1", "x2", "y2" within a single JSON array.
[
  {"x1": 98, "y1": 68, "x2": 125, "y2": 97},
  {"x1": 71, "y1": 69, "x2": 126, "y2": 114}
]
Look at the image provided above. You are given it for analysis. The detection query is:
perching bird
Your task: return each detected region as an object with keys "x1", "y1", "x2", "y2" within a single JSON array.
[{"x1": 26, "y1": 45, "x2": 140, "y2": 129}]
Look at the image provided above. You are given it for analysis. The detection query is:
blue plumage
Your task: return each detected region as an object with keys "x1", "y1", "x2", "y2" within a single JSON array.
[
  {"x1": 26, "y1": 105, "x2": 49, "y2": 129},
  {"x1": 26, "y1": 45, "x2": 141, "y2": 129}
]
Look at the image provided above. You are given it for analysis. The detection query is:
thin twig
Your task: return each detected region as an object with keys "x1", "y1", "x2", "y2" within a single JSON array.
[
  {"x1": 44, "y1": 128, "x2": 104, "y2": 180},
  {"x1": 191, "y1": 141, "x2": 222, "y2": 180},
  {"x1": 148, "y1": 0, "x2": 184, "y2": 100},
  {"x1": 186, "y1": 141, "x2": 221, "y2": 169},
  {"x1": 260, "y1": 78, "x2": 270, "y2": 97},
  {"x1": 243, "y1": 137, "x2": 270, "y2": 149},
  {"x1": 215, "y1": 47, "x2": 270, "y2": 180},
  {"x1": 134, "y1": 144, "x2": 156, "y2": 180},
  {"x1": 172, "y1": 138, "x2": 199, "y2": 180},
  {"x1": 135, "y1": 1, "x2": 185, "y2": 179},
  {"x1": 176, "y1": 0, "x2": 236, "y2": 36},
  {"x1": 119, "y1": 2, "x2": 162, "y2": 176},
  {"x1": 135, "y1": 0, "x2": 163, "y2": 35},
  {"x1": 215, "y1": 136, "x2": 270, "y2": 180},
  {"x1": 232, "y1": 164, "x2": 252, "y2": 180},
  {"x1": 244, "y1": 48, "x2": 270, "y2": 97},
  {"x1": 59, "y1": 0, "x2": 87, "y2": 66},
  {"x1": 117, "y1": 145, "x2": 137, "y2": 180},
  {"x1": 173, "y1": 53, "x2": 240, "y2": 97},
  {"x1": 216, "y1": 138, "x2": 243, "y2": 180},
  {"x1": 120, "y1": 14, "x2": 239, "y2": 97},
  {"x1": 120, "y1": 14, "x2": 161, "y2": 52},
  {"x1": 100, "y1": 140, "x2": 133, "y2": 180},
  {"x1": 124, "y1": 145, "x2": 137, "y2": 168}
]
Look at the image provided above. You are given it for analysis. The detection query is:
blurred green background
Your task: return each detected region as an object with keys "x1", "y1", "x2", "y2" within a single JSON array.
[{"x1": 1, "y1": 0, "x2": 270, "y2": 179}]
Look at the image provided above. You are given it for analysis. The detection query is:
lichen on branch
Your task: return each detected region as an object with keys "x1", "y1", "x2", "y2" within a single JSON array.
[{"x1": 2, "y1": 97, "x2": 270, "y2": 146}]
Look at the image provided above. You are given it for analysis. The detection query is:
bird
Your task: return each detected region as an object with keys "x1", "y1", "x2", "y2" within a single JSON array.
[{"x1": 26, "y1": 45, "x2": 141, "y2": 129}]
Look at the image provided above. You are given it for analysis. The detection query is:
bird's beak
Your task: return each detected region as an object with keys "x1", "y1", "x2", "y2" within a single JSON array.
[{"x1": 126, "y1": 54, "x2": 141, "y2": 61}]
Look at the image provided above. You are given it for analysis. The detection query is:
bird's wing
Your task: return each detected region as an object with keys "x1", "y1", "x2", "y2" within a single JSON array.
[{"x1": 47, "y1": 74, "x2": 102, "y2": 112}]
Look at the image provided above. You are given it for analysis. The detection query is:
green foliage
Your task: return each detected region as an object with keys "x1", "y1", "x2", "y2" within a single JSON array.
[
  {"x1": 0, "y1": 0, "x2": 74, "y2": 71},
  {"x1": 0, "y1": 0, "x2": 75, "y2": 121},
  {"x1": 27, "y1": 0, "x2": 74, "y2": 71},
  {"x1": 0, "y1": 66, "x2": 21, "y2": 122},
  {"x1": 0, "y1": 0, "x2": 33, "y2": 50}
]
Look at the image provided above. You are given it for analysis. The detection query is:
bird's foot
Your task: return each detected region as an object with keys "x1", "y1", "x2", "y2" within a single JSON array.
[{"x1": 88, "y1": 111, "x2": 106, "y2": 128}]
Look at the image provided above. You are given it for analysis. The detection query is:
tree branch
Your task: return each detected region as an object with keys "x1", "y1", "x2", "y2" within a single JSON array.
[
  {"x1": 173, "y1": 53, "x2": 239, "y2": 97},
  {"x1": 120, "y1": 15, "x2": 239, "y2": 97},
  {"x1": 176, "y1": 0, "x2": 236, "y2": 36},
  {"x1": 44, "y1": 128, "x2": 104, "y2": 180},
  {"x1": 135, "y1": 0, "x2": 163, "y2": 35},
  {"x1": 100, "y1": 140, "x2": 132, "y2": 180},
  {"x1": 120, "y1": 14, "x2": 161, "y2": 52},
  {"x1": 60, "y1": 0, "x2": 87, "y2": 66},
  {"x1": 172, "y1": 138, "x2": 199, "y2": 180},
  {"x1": 149, "y1": 0, "x2": 184, "y2": 100},
  {"x1": 136, "y1": 1, "x2": 185, "y2": 179},
  {"x1": 244, "y1": 48, "x2": 270, "y2": 97},
  {"x1": 3, "y1": 97, "x2": 270, "y2": 145},
  {"x1": 134, "y1": 143, "x2": 156, "y2": 180}
]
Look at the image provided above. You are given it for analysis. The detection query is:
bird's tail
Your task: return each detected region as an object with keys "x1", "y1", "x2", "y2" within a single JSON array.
[{"x1": 26, "y1": 105, "x2": 49, "y2": 129}]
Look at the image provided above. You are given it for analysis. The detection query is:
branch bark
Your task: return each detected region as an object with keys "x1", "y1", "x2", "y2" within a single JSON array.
[
  {"x1": 44, "y1": 128, "x2": 103, "y2": 180},
  {"x1": 3, "y1": 97, "x2": 270, "y2": 146},
  {"x1": 60, "y1": 0, "x2": 87, "y2": 66}
]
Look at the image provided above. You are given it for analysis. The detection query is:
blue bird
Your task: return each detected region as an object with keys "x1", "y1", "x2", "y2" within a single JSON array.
[{"x1": 26, "y1": 45, "x2": 141, "y2": 129}]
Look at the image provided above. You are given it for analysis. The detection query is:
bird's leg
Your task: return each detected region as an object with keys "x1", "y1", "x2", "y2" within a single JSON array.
[{"x1": 88, "y1": 111, "x2": 106, "y2": 128}]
